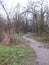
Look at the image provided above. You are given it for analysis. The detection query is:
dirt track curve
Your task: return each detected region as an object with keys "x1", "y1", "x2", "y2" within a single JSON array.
[{"x1": 23, "y1": 35, "x2": 49, "y2": 65}]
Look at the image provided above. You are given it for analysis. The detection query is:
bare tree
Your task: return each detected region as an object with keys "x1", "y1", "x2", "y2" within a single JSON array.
[
  {"x1": 0, "y1": 0, "x2": 12, "y2": 44},
  {"x1": 13, "y1": 3, "x2": 22, "y2": 34}
]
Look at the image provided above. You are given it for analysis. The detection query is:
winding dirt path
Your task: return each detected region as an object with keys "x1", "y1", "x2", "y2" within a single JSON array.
[{"x1": 23, "y1": 35, "x2": 49, "y2": 65}]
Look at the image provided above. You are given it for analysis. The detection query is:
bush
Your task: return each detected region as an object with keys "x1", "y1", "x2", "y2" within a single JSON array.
[{"x1": 13, "y1": 34, "x2": 22, "y2": 41}]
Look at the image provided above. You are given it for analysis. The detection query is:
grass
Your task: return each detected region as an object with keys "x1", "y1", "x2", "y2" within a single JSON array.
[
  {"x1": 29, "y1": 33, "x2": 49, "y2": 41},
  {"x1": 0, "y1": 45, "x2": 36, "y2": 65},
  {"x1": 33, "y1": 36, "x2": 47, "y2": 41}
]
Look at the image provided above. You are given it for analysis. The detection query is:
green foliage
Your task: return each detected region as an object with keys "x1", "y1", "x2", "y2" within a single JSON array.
[
  {"x1": 0, "y1": 45, "x2": 36, "y2": 65},
  {"x1": 36, "y1": 37, "x2": 49, "y2": 41},
  {"x1": 29, "y1": 33, "x2": 49, "y2": 41},
  {"x1": 33, "y1": 36, "x2": 47, "y2": 41},
  {"x1": 13, "y1": 34, "x2": 22, "y2": 41}
]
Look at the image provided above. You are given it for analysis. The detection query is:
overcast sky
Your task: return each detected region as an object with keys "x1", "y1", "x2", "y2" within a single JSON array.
[
  {"x1": 4, "y1": 0, "x2": 28, "y2": 10},
  {"x1": 3, "y1": 0, "x2": 49, "y2": 9},
  {"x1": 0, "y1": 0, "x2": 49, "y2": 18},
  {"x1": 0, "y1": 0, "x2": 29, "y2": 18}
]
